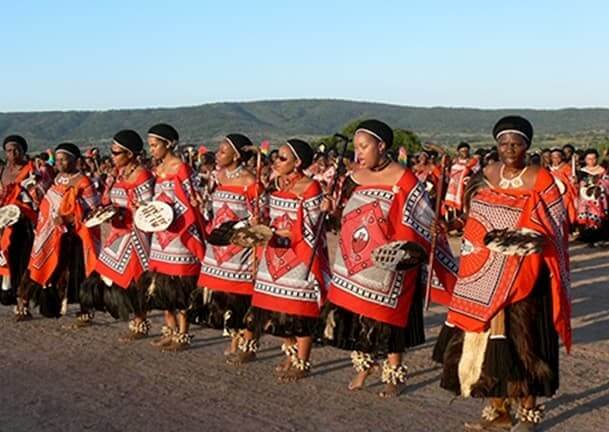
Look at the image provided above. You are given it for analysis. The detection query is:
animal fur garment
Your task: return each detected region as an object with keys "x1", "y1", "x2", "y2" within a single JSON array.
[{"x1": 483, "y1": 228, "x2": 544, "y2": 256}]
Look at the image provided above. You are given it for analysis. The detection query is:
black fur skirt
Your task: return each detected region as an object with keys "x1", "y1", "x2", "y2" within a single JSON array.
[
  {"x1": 79, "y1": 272, "x2": 146, "y2": 320},
  {"x1": 192, "y1": 290, "x2": 252, "y2": 332},
  {"x1": 244, "y1": 306, "x2": 320, "y2": 339},
  {"x1": 322, "y1": 283, "x2": 425, "y2": 356},
  {"x1": 139, "y1": 271, "x2": 197, "y2": 312},
  {"x1": 0, "y1": 217, "x2": 34, "y2": 306},
  {"x1": 20, "y1": 230, "x2": 86, "y2": 318},
  {"x1": 436, "y1": 268, "x2": 559, "y2": 398}
]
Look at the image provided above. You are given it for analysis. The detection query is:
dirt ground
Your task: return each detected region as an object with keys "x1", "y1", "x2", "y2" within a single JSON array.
[{"x1": 1, "y1": 239, "x2": 608, "y2": 432}]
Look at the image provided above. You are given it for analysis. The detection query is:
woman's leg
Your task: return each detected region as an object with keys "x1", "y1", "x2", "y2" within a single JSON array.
[
  {"x1": 150, "y1": 310, "x2": 177, "y2": 347},
  {"x1": 279, "y1": 336, "x2": 312, "y2": 382},
  {"x1": 379, "y1": 352, "x2": 407, "y2": 398}
]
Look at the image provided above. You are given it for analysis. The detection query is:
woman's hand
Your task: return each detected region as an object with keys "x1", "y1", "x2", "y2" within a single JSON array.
[
  {"x1": 320, "y1": 195, "x2": 334, "y2": 213},
  {"x1": 430, "y1": 219, "x2": 448, "y2": 237}
]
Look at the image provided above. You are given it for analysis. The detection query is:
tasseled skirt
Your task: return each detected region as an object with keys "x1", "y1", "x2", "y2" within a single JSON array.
[
  {"x1": 244, "y1": 306, "x2": 320, "y2": 339},
  {"x1": 0, "y1": 217, "x2": 34, "y2": 306},
  {"x1": 20, "y1": 230, "x2": 86, "y2": 318},
  {"x1": 322, "y1": 283, "x2": 425, "y2": 356},
  {"x1": 190, "y1": 289, "x2": 252, "y2": 333},
  {"x1": 139, "y1": 271, "x2": 197, "y2": 312},
  {"x1": 79, "y1": 272, "x2": 146, "y2": 320},
  {"x1": 434, "y1": 268, "x2": 559, "y2": 398}
]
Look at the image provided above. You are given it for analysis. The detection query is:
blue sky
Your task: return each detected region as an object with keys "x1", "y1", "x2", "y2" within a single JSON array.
[{"x1": 1, "y1": 0, "x2": 608, "y2": 112}]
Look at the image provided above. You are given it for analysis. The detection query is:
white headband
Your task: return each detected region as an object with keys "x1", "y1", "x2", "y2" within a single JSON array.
[
  {"x1": 148, "y1": 133, "x2": 177, "y2": 147},
  {"x1": 285, "y1": 141, "x2": 301, "y2": 164},
  {"x1": 495, "y1": 129, "x2": 530, "y2": 142},
  {"x1": 225, "y1": 137, "x2": 240, "y2": 156},
  {"x1": 355, "y1": 128, "x2": 383, "y2": 143},
  {"x1": 55, "y1": 148, "x2": 77, "y2": 159}
]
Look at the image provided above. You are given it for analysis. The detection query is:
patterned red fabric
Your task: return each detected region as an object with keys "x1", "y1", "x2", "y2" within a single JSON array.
[
  {"x1": 29, "y1": 175, "x2": 100, "y2": 286},
  {"x1": 198, "y1": 183, "x2": 262, "y2": 295},
  {"x1": 251, "y1": 181, "x2": 330, "y2": 317},
  {"x1": 0, "y1": 162, "x2": 38, "y2": 277},
  {"x1": 576, "y1": 167, "x2": 609, "y2": 230},
  {"x1": 148, "y1": 163, "x2": 205, "y2": 277},
  {"x1": 444, "y1": 157, "x2": 478, "y2": 212},
  {"x1": 550, "y1": 163, "x2": 577, "y2": 225},
  {"x1": 327, "y1": 170, "x2": 457, "y2": 327},
  {"x1": 447, "y1": 169, "x2": 572, "y2": 351},
  {"x1": 95, "y1": 169, "x2": 155, "y2": 289}
]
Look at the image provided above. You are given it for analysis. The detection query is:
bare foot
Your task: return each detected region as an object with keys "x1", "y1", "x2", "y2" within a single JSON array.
[
  {"x1": 348, "y1": 368, "x2": 374, "y2": 391},
  {"x1": 275, "y1": 355, "x2": 293, "y2": 373},
  {"x1": 378, "y1": 383, "x2": 400, "y2": 398},
  {"x1": 161, "y1": 340, "x2": 190, "y2": 352},
  {"x1": 278, "y1": 367, "x2": 310, "y2": 383},
  {"x1": 118, "y1": 331, "x2": 147, "y2": 343},
  {"x1": 226, "y1": 351, "x2": 256, "y2": 366},
  {"x1": 150, "y1": 334, "x2": 173, "y2": 348},
  {"x1": 224, "y1": 337, "x2": 239, "y2": 356}
]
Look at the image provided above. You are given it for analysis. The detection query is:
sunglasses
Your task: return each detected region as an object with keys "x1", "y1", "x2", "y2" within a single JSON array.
[
  {"x1": 277, "y1": 155, "x2": 290, "y2": 162},
  {"x1": 111, "y1": 150, "x2": 128, "y2": 156}
]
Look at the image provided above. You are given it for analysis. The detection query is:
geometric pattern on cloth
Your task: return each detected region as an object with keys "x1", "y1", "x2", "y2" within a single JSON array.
[
  {"x1": 201, "y1": 186, "x2": 254, "y2": 280},
  {"x1": 149, "y1": 174, "x2": 201, "y2": 268},
  {"x1": 254, "y1": 188, "x2": 327, "y2": 304},
  {"x1": 451, "y1": 199, "x2": 523, "y2": 306},
  {"x1": 331, "y1": 187, "x2": 405, "y2": 308},
  {"x1": 96, "y1": 174, "x2": 153, "y2": 280},
  {"x1": 403, "y1": 182, "x2": 459, "y2": 276}
]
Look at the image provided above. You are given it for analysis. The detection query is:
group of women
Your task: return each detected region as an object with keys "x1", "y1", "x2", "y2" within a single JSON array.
[{"x1": 0, "y1": 116, "x2": 572, "y2": 431}]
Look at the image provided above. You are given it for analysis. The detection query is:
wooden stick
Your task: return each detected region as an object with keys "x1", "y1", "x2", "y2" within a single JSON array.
[{"x1": 424, "y1": 153, "x2": 449, "y2": 310}]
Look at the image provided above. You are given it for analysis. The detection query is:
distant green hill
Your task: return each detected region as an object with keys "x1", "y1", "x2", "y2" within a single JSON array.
[{"x1": 1, "y1": 99, "x2": 608, "y2": 152}]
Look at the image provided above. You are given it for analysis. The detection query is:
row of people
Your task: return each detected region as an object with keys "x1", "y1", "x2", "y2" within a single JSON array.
[{"x1": 0, "y1": 116, "x2": 571, "y2": 431}]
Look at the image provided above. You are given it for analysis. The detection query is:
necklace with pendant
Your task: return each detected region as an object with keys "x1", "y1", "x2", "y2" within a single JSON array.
[
  {"x1": 498, "y1": 164, "x2": 528, "y2": 189},
  {"x1": 56, "y1": 172, "x2": 80, "y2": 186}
]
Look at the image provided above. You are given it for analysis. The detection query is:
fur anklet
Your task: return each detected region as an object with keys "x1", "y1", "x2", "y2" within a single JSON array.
[
  {"x1": 380, "y1": 360, "x2": 408, "y2": 385},
  {"x1": 350, "y1": 351, "x2": 375, "y2": 373}
]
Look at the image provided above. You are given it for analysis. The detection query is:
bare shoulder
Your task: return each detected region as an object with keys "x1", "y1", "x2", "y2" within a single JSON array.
[
  {"x1": 385, "y1": 162, "x2": 405, "y2": 182},
  {"x1": 239, "y1": 169, "x2": 255, "y2": 185},
  {"x1": 293, "y1": 176, "x2": 314, "y2": 195},
  {"x1": 483, "y1": 163, "x2": 498, "y2": 179}
]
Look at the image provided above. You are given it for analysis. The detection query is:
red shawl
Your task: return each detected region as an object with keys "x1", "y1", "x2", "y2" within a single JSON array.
[
  {"x1": 447, "y1": 169, "x2": 572, "y2": 351},
  {"x1": 148, "y1": 163, "x2": 205, "y2": 276},
  {"x1": 29, "y1": 175, "x2": 101, "y2": 286},
  {"x1": 0, "y1": 162, "x2": 38, "y2": 277},
  {"x1": 327, "y1": 170, "x2": 457, "y2": 327}
]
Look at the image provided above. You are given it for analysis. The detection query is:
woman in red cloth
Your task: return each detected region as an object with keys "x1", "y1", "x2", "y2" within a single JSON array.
[
  {"x1": 22, "y1": 143, "x2": 101, "y2": 321},
  {"x1": 434, "y1": 116, "x2": 571, "y2": 432},
  {"x1": 575, "y1": 148, "x2": 609, "y2": 245},
  {"x1": 323, "y1": 119, "x2": 457, "y2": 398},
  {"x1": 444, "y1": 142, "x2": 479, "y2": 223},
  {"x1": 0, "y1": 135, "x2": 41, "y2": 313},
  {"x1": 238, "y1": 139, "x2": 329, "y2": 380},
  {"x1": 549, "y1": 148, "x2": 577, "y2": 227},
  {"x1": 142, "y1": 123, "x2": 205, "y2": 352},
  {"x1": 79, "y1": 130, "x2": 155, "y2": 338},
  {"x1": 197, "y1": 133, "x2": 262, "y2": 357}
]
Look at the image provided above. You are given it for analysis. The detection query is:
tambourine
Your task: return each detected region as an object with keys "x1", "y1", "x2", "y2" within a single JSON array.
[
  {"x1": 84, "y1": 205, "x2": 117, "y2": 228},
  {"x1": 134, "y1": 201, "x2": 174, "y2": 232},
  {"x1": 0, "y1": 204, "x2": 21, "y2": 229},
  {"x1": 371, "y1": 240, "x2": 427, "y2": 271},
  {"x1": 483, "y1": 228, "x2": 544, "y2": 256}
]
